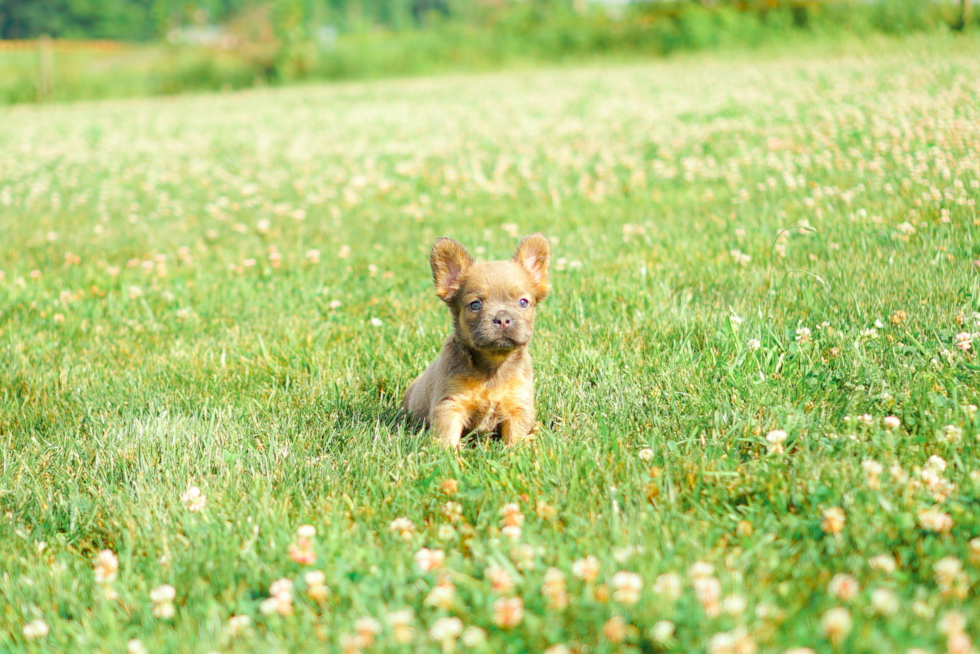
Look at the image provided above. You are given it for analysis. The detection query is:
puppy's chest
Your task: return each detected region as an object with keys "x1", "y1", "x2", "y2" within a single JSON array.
[{"x1": 451, "y1": 375, "x2": 530, "y2": 431}]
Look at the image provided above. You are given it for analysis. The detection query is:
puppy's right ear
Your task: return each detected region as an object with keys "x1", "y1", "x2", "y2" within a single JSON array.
[{"x1": 430, "y1": 238, "x2": 474, "y2": 302}]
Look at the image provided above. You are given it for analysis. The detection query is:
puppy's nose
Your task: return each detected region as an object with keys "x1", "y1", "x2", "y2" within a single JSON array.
[{"x1": 492, "y1": 311, "x2": 515, "y2": 329}]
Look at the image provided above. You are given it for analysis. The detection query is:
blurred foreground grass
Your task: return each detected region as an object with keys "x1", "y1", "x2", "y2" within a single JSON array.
[{"x1": 2, "y1": 34, "x2": 980, "y2": 653}]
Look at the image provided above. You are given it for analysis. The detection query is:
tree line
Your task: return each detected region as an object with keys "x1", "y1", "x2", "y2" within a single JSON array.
[
  {"x1": 0, "y1": 0, "x2": 969, "y2": 42},
  {"x1": 0, "y1": 0, "x2": 456, "y2": 41}
]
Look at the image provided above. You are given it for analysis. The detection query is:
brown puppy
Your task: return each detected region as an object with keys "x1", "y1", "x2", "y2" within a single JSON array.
[{"x1": 404, "y1": 233, "x2": 551, "y2": 448}]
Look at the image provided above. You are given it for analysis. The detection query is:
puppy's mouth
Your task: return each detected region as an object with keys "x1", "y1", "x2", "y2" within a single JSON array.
[{"x1": 470, "y1": 333, "x2": 526, "y2": 352}]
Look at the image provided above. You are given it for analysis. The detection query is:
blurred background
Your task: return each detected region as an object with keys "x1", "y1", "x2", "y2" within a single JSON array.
[{"x1": 0, "y1": 0, "x2": 975, "y2": 105}]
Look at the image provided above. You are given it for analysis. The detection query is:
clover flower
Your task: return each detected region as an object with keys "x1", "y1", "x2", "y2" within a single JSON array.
[
  {"x1": 305, "y1": 570, "x2": 330, "y2": 602},
  {"x1": 288, "y1": 524, "x2": 317, "y2": 565},
  {"x1": 821, "y1": 607, "x2": 852, "y2": 645},
  {"x1": 542, "y1": 567, "x2": 568, "y2": 611},
  {"x1": 499, "y1": 503, "x2": 525, "y2": 527},
  {"x1": 572, "y1": 556, "x2": 600, "y2": 583},
  {"x1": 150, "y1": 584, "x2": 176, "y2": 619},
  {"x1": 650, "y1": 620, "x2": 675, "y2": 644},
  {"x1": 485, "y1": 565, "x2": 515, "y2": 594},
  {"x1": 828, "y1": 574, "x2": 860, "y2": 602},
  {"x1": 259, "y1": 578, "x2": 294, "y2": 616},
  {"x1": 493, "y1": 597, "x2": 524, "y2": 628},
  {"x1": 766, "y1": 429, "x2": 787, "y2": 454},
  {"x1": 821, "y1": 507, "x2": 845, "y2": 536},
  {"x1": 653, "y1": 572, "x2": 683, "y2": 601},
  {"x1": 429, "y1": 616, "x2": 463, "y2": 650},
  {"x1": 23, "y1": 619, "x2": 49, "y2": 641},
  {"x1": 415, "y1": 548, "x2": 445, "y2": 573},
  {"x1": 611, "y1": 571, "x2": 643, "y2": 605},
  {"x1": 387, "y1": 609, "x2": 415, "y2": 644},
  {"x1": 389, "y1": 517, "x2": 415, "y2": 541}
]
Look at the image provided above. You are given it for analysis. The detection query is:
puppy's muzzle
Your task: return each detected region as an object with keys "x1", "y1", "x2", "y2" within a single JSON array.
[{"x1": 492, "y1": 311, "x2": 516, "y2": 331}]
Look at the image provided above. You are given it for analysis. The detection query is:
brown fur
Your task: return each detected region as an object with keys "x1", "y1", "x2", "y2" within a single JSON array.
[{"x1": 404, "y1": 233, "x2": 551, "y2": 448}]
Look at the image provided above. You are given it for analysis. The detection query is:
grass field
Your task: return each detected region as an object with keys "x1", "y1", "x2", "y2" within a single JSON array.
[
  {"x1": 0, "y1": 0, "x2": 971, "y2": 107},
  {"x1": 3, "y1": 33, "x2": 980, "y2": 653}
]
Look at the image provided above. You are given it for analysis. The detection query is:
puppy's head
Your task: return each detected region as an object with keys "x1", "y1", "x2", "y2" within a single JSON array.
[{"x1": 430, "y1": 233, "x2": 550, "y2": 354}]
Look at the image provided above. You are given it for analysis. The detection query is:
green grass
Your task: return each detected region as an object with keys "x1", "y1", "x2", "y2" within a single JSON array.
[
  {"x1": 2, "y1": 32, "x2": 980, "y2": 653},
  {"x1": 0, "y1": 0, "x2": 970, "y2": 107}
]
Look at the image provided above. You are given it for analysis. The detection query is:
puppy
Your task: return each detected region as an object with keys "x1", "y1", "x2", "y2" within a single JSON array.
[{"x1": 404, "y1": 233, "x2": 551, "y2": 448}]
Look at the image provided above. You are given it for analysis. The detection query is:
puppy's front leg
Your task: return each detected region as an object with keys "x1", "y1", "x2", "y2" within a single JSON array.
[
  {"x1": 432, "y1": 401, "x2": 468, "y2": 449},
  {"x1": 500, "y1": 409, "x2": 535, "y2": 447}
]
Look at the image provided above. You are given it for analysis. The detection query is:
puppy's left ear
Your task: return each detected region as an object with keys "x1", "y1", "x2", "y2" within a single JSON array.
[{"x1": 513, "y1": 233, "x2": 551, "y2": 301}]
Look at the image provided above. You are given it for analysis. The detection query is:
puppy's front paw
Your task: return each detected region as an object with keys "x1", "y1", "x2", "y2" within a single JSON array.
[
  {"x1": 501, "y1": 420, "x2": 535, "y2": 447},
  {"x1": 435, "y1": 434, "x2": 462, "y2": 450}
]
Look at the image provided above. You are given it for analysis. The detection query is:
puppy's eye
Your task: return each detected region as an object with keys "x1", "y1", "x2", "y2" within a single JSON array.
[
  {"x1": 518, "y1": 298, "x2": 529, "y2": 309},
  {"x1": 469, "y1": 300, "x2": 482, "y2": 311}
]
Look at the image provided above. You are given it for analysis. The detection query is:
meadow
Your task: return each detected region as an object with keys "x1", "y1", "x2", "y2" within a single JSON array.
[
  {"x1": 2, "y1": 33, "x2": 980, "y2": 653},
  {"x1": 0, "y1": 0, "x2": 970, "y2": 106}
]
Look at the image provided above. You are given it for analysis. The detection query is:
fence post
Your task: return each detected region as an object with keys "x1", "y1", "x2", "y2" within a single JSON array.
[{"x1": 37, "y1": 35, "x2": 54, "y2": 101}]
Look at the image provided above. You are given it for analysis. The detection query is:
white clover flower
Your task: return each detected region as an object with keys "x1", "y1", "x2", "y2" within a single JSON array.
[
  {"x1": 501, "y1": 525, "x2": 522, "y2": 542},
  {"x1": 23, "y1": 619, "x2": 49, "y2": 640},
  {"x1": 650, "y1": 620, "x2": 675, "y2": 644},
  {"x1": 689, "y1": 561, "x2": 715, "y2": 579},
  {"x1": 462, "y1": 626, "x2": 487, "y2": 647},
  {"x1": 868, "y1": 554, "x2": 897, "y2": 574},
  {"x1": 942, "y1": 425, "x2": 963, "y2": 443},
  {"x1": 862, "y1": 460, "x2": 883, "y2": 476},
  {"x1": 388, "y1": 517, "x2": 415, "y2": 540},
  {"x1": 821, "y1": 607, "x2": 852, "y2": 644},
  {"x1": 610, "y1": 571, "x2": 643, "y2": 605},
  {"x1": 269, "y1": 578, "x2": 293, "y2": 597},
  {"x1": 150, "y1": 584, "x2": 177, "y2": 619},
  {"x1": 918, "y1": 508, "x2": 954, "y2": 532},
  {"x1": 721, "y1": 594, "x2": 747, "y2": 616},
  {"x1": 766, "y1": 429, "x2": 788, "y2": 454},
  {"x1": 93, "y1": 549, "x2": 119, "y2": 586},
  {"x1": 179, "y1": 486, "x2": 206, "y2": 512},
  {"x1": 870, "y1": 588, "x2": 899, "y2": 616},
  {"x1": 828, "y1": 573, "x2": 860, "y2": 601},
  {"x1": 226, "y1": 615, "x2": 252, "y2": 637},
  {"x1": 938, "y1": 611, "x2": 967, "y2": 636},
  {"x1": 653, "y1": 572, "x2": 683, "y2": 600},
  {"x1": 414, "y1": 548, "x2": 445, "y2": 573}
]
